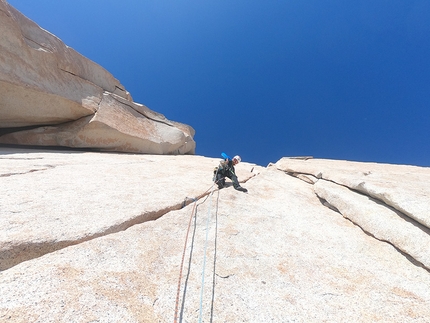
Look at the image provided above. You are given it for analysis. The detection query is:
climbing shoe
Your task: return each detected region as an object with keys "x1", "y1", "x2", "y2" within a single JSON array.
[
  {"x1": 235, "y1": 186, "x2": 248, "y2": 193},
  {"x1": 217, "y1": 178, "x2": 225, "y2": 189}
]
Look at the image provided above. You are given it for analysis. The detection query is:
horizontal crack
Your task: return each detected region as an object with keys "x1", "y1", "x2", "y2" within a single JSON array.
[
  {"x1": 0, "y1": 187, "x2": 215, "y2": 272},
  {"x1": 216, "y1": 273, "x2": 234, "y2": 279},
  {"x1": 0, "y1": 157, "x2": 44, "y2": 160},
  {"x1": 0, "y1": 167, "x2": 53, "y2": 177}
]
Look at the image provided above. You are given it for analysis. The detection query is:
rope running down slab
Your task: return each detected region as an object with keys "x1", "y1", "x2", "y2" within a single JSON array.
[
  {"x1": 198, "y1": 186, "x2": 216, "y2": 322},
  {"x1": 173, "y1": 183, "x2": 217, "y2": 323}
]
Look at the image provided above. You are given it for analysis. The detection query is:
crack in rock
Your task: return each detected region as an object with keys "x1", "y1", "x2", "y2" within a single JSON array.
[
  {"x1": 317, "y1": 197, "x2": 340, "y2": 213},
  {"x1": 0, "y1": 167, "x2": 54, "y2": 177},
  {"x1": 0, "y1": 188, "x2": 216, "y2": 272},
  {"x1": 312, "y1": 178, "x2": 430, "y2": 272},
  {"x1": 0, "y1": 157, "x2": 44, "y2": 160},
  {"x1": 23, "y1": 35, "x2": 54, "y2": 53},
  {"x1": 216, "y1": 273, "x2": 234, "y2": 279}
]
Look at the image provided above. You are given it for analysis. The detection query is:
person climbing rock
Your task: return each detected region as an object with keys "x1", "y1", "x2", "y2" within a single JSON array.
[{"x1": 214, "y1": 153, "x2": 248, "y2": 192}]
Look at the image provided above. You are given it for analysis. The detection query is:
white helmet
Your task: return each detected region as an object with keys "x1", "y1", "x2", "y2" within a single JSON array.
[{"x1": 233, "y1": 155, "x2": 241, "y2": 163}]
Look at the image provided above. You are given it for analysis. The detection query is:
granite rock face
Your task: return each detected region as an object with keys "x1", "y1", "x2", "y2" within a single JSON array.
[
  {"x1": 276, "y1": 157, "x2": 430, "y2": 269},
  {"x1": 276, "y1": 157, "x2": 430, "y2": 228},
  {"x1": 1, "y1": 148, "x2": 430, "y2": 322},
  {"x1": 0, "y1": 1, "x2": 195, "y2": 154},
  {"x1": 0, "y1": 147, "x2": 261, "y2": 271}
]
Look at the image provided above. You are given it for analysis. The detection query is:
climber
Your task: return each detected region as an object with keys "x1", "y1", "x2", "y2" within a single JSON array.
[{"x1": 214, "y1": 153, "x2": 248, "y2": 192}]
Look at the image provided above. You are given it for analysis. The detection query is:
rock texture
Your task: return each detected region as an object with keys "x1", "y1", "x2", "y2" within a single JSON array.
[
  {"x1": 0, "y1": 147, "x2": 261, "y2": 271},
  {"x1": 276, "y1": 157, "x2": 430, "y2": 228},
  {"x1": 276, "y1": 157, "x2": 430, "y2": 270},
  {"x1": 1, "y1": 148, "x2": 430, "y2": 322},
  {"x1": 0, "y1": 1, "x2": 195, "y2": 154}
]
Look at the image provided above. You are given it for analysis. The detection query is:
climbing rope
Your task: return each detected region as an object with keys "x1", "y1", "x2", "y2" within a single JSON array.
[
  {"x1": 198, "y1": 186, "x2": 216, "y2": 323},
  {"x1": 173, "y1": 198, "x2": 197, "y2": 323},
  {"x1": 173, "y1": 183, "x2": 217, "y2": 323}
]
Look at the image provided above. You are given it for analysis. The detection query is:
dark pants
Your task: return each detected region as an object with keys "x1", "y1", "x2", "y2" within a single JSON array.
[{"x1": 215, "y1": 170, "x2": 240, "y2": 189}]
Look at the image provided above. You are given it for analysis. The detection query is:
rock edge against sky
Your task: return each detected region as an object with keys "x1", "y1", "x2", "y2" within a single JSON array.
[{"x1": 0, "y1": 0, "x2": 195, "y2": 155}]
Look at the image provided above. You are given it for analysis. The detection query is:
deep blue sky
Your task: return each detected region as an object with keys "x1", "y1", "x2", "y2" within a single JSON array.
[{"x1": 8, "y1": 0, "x2": 430, "y2": 166}]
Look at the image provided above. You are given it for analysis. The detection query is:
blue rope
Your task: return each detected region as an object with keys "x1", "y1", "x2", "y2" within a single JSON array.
[{"x1": 198, "y1": 187, "x2": 215, "y2": 322}]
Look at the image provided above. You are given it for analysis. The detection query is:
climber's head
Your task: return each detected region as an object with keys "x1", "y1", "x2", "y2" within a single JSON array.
[{"x1": 233, "y1": 155, "x2": 241, "y2": 165}]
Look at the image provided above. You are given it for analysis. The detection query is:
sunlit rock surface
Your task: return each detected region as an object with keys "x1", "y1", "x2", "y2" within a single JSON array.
[
  {"x1": 0, "y1": 147, "x2": 261, "y2": 271},
  {"x1": 0, "y1": 1, "x2": 195, "y2": 154},
  {"x1": 1, "y1": 148, "x2": 429, "y2": 322}
]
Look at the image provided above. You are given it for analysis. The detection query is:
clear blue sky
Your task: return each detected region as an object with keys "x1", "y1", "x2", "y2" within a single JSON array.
[{"x1": 8, "y1": 0, "x2": 430, "y2": 167}]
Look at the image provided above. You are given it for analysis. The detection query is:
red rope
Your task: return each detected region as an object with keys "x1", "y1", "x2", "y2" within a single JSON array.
[
  {"x1": 173, "y1": 200, "x2": 197, "y2": 323},
  {"x1": 173, "y1": 184, "x2": 217, "y2": 323}
]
